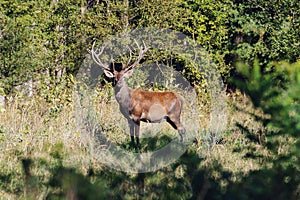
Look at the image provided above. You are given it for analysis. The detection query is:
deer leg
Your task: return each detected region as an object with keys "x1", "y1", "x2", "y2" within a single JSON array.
[
  {"x1": 129, "y1": 120, "x2": 135, "y2": 147},
  {"x1": 167, "y1": 116, "x2": 186, "y2": 141},
  {"x1": 178, "y1": 127, "x2": 186, "y2": 141},
  {"x1": 134, "y1": 121, "x2": 141, "y2": 148}
]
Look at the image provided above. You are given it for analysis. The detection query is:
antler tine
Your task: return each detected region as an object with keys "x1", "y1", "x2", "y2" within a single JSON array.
[
  {"x1": 110, "y1": 55, "x2": 116, "y2": 72},
  {"x1": 142, "y1": 40, "x2": 147, "y2": 51},
  {"x1": 126, "y1": 40, "x2": 148, "y2": 72},
  {"x1": 90, "y1": 41, "x2": 111, "y2": 71},
  {"x1": 126, "y1": 46, "x2": 133, "y2": 67}
]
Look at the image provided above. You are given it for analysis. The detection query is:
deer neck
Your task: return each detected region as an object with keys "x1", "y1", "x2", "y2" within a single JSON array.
[{"x1": 114, "y1": 78, "x2": 131, "y2": 115}]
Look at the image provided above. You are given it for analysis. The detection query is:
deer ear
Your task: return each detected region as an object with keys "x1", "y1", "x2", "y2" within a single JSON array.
[{"x1": 103, "y1": 70, "x2": 114, "y2": 78}]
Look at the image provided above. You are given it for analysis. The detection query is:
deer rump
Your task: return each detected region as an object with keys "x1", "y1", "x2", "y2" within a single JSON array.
[{"x1": 128, "y1": 90, "x2": 184, "y2": 128}]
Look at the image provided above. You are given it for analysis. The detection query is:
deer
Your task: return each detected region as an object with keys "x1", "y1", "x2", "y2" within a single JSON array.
[{"x1": 90, "y1": 40, "x2": 186, "y2": 148}]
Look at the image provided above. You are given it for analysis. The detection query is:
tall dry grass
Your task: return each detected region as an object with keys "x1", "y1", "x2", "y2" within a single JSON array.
[
  {"x1": 0, "y1": 95, "x2": 96, "y2": 198},
  {"x1": 0, "y1": 88, "x2": 267, "y2": 198}
]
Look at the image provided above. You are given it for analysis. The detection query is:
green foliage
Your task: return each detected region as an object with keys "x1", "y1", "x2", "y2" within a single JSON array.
[
  {"x1": 232, "y1": 61, "x2": 300, "y2": 198},
  {"x1": 1, "y1": 0, "x2": 299, "y2": 94},
  {"x1": 0, "y1": 0, "x2": 98, "y2": 96},
  {"x1": 228, "y1": 0, "x2": 300, "y2": 65},
  {"x1": 235, "y1": 61, "x2": 300, "y2": 139},
  {"x1": 1, "y1": 1, "x2": 45, "y2": 92}
]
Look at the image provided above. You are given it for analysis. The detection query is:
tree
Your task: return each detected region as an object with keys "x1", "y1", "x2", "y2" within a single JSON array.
[
  {"x1": 231, "y1": 60, "x2": 300, "y2": 199},
  {"x1": 227, "y1": 0, "x2": 300, "y2": 66}
]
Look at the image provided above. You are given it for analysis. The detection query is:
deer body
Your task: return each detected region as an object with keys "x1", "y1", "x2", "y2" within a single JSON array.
[
  {"x1": 90, "y1": 41, "x2": 186, "y2": 148},
  {"x1": 114, "y1": 75, "x2": 185, "y2": 146},
  {"x1": 129, "y1": 90, "x2": 184, "y2": 124}
]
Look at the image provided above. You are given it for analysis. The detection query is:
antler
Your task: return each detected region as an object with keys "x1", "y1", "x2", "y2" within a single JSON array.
[
  {"x1": 89, "y1": 40, "x2": 148, "y2": 73},
  {"x1": 125, "y1": 40, "x2": 148, "y2": 73},
  {"x1": 89, "y1": 41, "x2": 111, "y2": 71}
]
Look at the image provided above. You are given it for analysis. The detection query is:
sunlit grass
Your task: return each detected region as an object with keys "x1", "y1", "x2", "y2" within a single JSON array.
[{"x1": 0, "y1": 91, "x2": 272, "y2": 198}]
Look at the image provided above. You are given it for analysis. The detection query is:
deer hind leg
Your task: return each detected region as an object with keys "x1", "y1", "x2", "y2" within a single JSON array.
[
  {"x1": 134, "y1": 121, "x2": 140, "y2": 148},
  {"x1": 167, "y1": 116, "x2": 186, "y2": 141},
  {"x1": 178, "y1": 127, "x2": 186, "y2": 141}
]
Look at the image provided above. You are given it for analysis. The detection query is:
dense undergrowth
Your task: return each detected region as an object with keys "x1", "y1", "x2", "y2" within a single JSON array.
[{"x1": 0, "y1": 89, "x2": 281, "y2": 199}]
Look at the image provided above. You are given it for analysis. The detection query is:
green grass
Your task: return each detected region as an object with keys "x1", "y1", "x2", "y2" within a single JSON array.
[{"x1": 0, "y1": 92, "x2": 271, "y2": 199}]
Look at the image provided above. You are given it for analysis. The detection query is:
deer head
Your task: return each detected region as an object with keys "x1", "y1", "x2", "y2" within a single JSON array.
[{"x1": 90, "y1": 40, "x2": 148, "y2": 86}]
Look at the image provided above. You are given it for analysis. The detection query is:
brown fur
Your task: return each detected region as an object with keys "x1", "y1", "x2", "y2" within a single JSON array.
[{"x1": 129, "y1": 90, "x2": 184, "y2": 126}]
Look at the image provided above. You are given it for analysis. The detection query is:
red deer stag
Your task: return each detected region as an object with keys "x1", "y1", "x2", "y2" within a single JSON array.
[{"x1": 90, "y1": 41, "x2": 186, "y2": 148}]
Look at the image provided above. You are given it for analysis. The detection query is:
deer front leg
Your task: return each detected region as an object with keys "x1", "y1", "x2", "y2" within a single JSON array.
[
  {"x1": 129, "y1": 120, "x2": 141, "y2": 149},
  {"x1": 129, "y1": 120, "x2": 135, "y2": 147}
]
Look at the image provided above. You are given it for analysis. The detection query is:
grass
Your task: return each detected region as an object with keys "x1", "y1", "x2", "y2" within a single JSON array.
[
  {"x1": 0, "y1": 96, "x2": 92, "y2": 198},
  {"x1": 0, "y1": 90, "x2": 270, "y2": 199}
]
